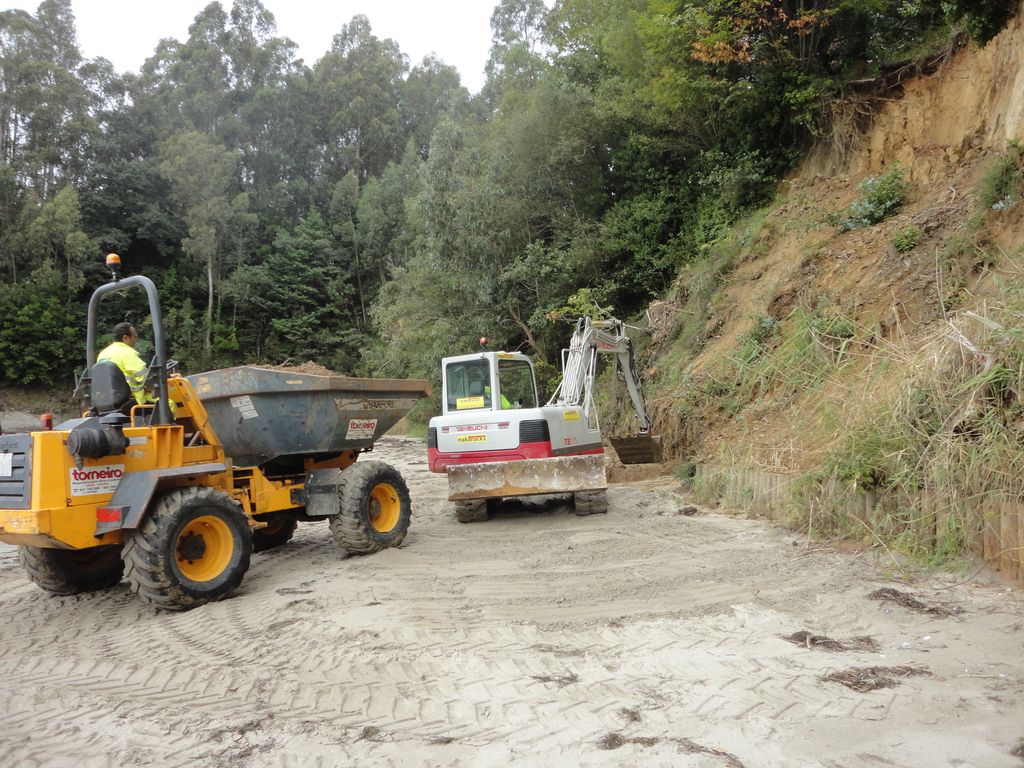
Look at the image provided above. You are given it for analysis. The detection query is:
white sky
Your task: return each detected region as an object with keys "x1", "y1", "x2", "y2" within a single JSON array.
[{"x1": 5, "y1": 0, "x2": 496, "y2": 92}]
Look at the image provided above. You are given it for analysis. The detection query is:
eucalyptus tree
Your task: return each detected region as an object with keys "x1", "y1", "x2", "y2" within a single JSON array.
[
  {"x1": 145, "y1": 2, "x2": 233, "y2": 136},
  {"x1": 0, "y1": 1, "x2": 97, "y2": 198},
  {"x1": 483, "y1": 0, "x2": 550, "y2": 101},
  {"x1": 356, "y1": 139, "x2": 423, "y2": 284},
  {"x1": 0, "y1": 9, "x2": 36, "y2": 174},
  {"x1": 402, "y1": 55, "x2": 470, "y2": 158},
  {"x1": 223, "y1": 0, "x2": 308, "y2": 226},
  {"x1": 369, "y1": 118, "x2": 486, "y2": 379},
  {"x1": 312, "y1": 15, "x2": 408, "y2": 191},
  {"x1": 158, "y1": 129, "x2": 243, "y2": 358}
]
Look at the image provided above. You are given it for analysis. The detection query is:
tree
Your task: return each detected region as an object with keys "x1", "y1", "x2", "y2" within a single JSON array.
[
  {"x1": 25, "y1": 184, "x2": 93, "y2": 288},
  {"x1": 943, "y1": 0, "x2": 1018, "y2": 43},
  {"x1": 356, "y1": 139, "x2": 423, "y2": 283},
  {"x1": 158, "y1": 130, "x2": 241, "y2": 357},
  {"x1": 484, "y1": 0, "x2": 550, "y2": 99},
  {"x1": 313, "y1": 15, "x2": 408, "y2": 188},
  {"x1": 0, "y1": 2, "x2": 97, "y2": 196},
  {"x1": 0, "y1": 261, "x2": 80, "y2": 384},
  {"x1": 0, "y1": 10, "x2": 36, "y2": 171},
  {"x1": 225, "y1": 209, "x2": 362, "y2": 368},
  {"x1": 0, "y1": 164, "x2": 24, "y2": 280},
  {"x1": 329, "y1": 170, "x2": 364, "y2": 326},
  {"x1": 224, "y1": 0, "x2": 306, "y2": 223},
  {"x1": 401, "y1": 55, "x2": 470, "y2": 158}
]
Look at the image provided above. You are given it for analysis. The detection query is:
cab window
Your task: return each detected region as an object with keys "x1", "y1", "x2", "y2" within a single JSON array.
[
  {"x1": 497, "y1": 359, "x2": 537, "y2": 409},
  {"x1": 446, "y1": 359, "x2": 492, "y2": 411}
]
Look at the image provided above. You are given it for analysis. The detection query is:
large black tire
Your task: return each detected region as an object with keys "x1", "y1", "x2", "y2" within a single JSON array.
[
  {"x1": 19, "y1": 545, "x2": 123, "y2": 595},
  {"x1": 329, "y1": 461, "x2": 411, "y2": 554},
  {"x1": 252, "y1": 513, "x2": 298, "y2": 553},
  {"x1": 454, "y1": 499, "x2": 491, "y2": 523},
  {"x1": 123, "y1": 487, "x2": 253, "y2": 611},
  {"x1": 574, "y1": 489, "x2": 608, "y2": 516}
]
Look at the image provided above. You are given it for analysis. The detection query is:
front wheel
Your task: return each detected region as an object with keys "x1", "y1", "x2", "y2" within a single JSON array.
[
  {"x1": 20, "y1": 545, "x2": 123, "y2": 595},
  {"x1": 123, "y1": 487, "x2": 253, "y2": 610},
  {"x1": 329, "y1": 461, "x2": 411, "y2": 554}
]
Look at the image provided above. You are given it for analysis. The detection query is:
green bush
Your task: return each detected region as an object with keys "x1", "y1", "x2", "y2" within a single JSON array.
[
  {"x1": 837, "y1": 168, "x2": 907, "y2": 231},
  {"x1": 811, "y1": 309, "x2": 857, "y2": 342},
  {"x1": 977, "y1": 141, "x2": 1024, "y2": 211},
  {"x1": 700, "y1": 304, "x2": 862, "y2": 422},
  {"x1": 0, "y1": 264, "x2": 80, "y2": 385},
  {"x1": 672, "y1": 461, "x2": 697, "y2": 487},
  {"x1": 892, "y1": 225, "x2": 920, "y2": 252},
  {"x1": 806, "y1": 280, "x2": 1024, "y2": 562}
]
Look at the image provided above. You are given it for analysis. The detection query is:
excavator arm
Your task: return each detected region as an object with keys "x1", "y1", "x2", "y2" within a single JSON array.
[{"x1": 548, "y1": 317, "x2": 660, "y2": 463}]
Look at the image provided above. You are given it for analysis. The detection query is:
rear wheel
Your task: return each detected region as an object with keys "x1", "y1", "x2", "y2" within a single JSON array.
[
  {"x1": 574, "y1": 489, "x2": 608, "y2": 516},
  {"x1": 454, "y1": 499, "x2": 491, "y2": 523},
  {"x1": 20, "y1": 545, "x2": 123, "y2": 595},
  {"x1": 329, "y1": 461, "x2": 411, "y2": 554},
  {"x1": 252, "y1": 512, "x2": 298, "y2": 552},
  {"x1": 123, "y1": 487, "x2": 253, "y2": 610}
]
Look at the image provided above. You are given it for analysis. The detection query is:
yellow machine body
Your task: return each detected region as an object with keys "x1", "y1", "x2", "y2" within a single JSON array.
[{"x1": 0, "y1": 376, "x2": 356, "y2": 551}]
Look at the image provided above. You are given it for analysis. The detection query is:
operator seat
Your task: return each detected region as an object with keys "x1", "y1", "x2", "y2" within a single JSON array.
[
  {"x1": 469, "y1": 379, "x2": 491, "y2": 407},
  {"x1": 90, "y1": 360, "x2": 133, "y2": 417}
]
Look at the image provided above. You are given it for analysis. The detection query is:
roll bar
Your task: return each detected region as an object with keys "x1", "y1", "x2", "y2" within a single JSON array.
[{"x1": 85, "y1": 275, "x2": 174, "y2": 426}]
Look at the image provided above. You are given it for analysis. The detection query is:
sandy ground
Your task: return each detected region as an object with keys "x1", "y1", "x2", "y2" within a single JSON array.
[
  {"x1": 0, "y1": 411, "x2": 46, "y2": 433},
  {"x1": 0, "y1": 437, "x2": 1022, "y2": 767}
]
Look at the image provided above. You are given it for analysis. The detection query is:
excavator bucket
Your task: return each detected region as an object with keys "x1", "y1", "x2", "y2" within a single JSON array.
[{"x1": 609, "y1": 433, "x2": 663, "y2": 465}]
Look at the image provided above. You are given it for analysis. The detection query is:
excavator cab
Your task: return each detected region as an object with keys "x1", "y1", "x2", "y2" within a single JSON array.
[{"x1": 442, "y1": 353, "x2": 538, "y2": 413}]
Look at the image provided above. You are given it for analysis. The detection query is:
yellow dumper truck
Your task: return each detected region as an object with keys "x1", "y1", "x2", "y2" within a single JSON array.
[{"x1": 0, "y1": 256, "x2": 429, "y2": 610}]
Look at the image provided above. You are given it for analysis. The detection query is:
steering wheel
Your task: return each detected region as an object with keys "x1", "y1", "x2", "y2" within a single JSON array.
[{"x1": 143, "y1": 358, "x2": 180, "y2": 392}]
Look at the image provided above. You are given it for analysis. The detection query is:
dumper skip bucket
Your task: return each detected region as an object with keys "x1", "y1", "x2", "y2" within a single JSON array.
[{"x1": 187, "y1": 366, "x2": 429, "y2": 467}]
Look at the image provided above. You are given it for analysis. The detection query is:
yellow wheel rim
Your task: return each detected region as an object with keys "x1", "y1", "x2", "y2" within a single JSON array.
[
  {"x1": 176, "y1": 515, "x2": 233, "y2": 582},
  {"x1": 368, "y1": 483, "x2": 401, "y2": 533}
]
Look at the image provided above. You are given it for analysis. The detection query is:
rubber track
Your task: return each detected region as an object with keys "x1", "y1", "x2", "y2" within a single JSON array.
[
  {"x1": 454, "y1": 499, "x2": 489, "y2": 523},
  {"x1": 574, "y1": 490, "x2": 608, "y2": 516}
]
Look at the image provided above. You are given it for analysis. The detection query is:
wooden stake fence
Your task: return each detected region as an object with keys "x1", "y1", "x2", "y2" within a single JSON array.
[{"x1": 694, "y1": 463, "x2": 1024, "y2": 584}]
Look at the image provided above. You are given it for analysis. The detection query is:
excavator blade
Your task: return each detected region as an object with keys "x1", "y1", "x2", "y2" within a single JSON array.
[
  {"x1": 448, "y1": 454, "x2": 607, "y2": 500},
  {"x1": 609, "y1": 433, "x2": 663, "y2": 465}
]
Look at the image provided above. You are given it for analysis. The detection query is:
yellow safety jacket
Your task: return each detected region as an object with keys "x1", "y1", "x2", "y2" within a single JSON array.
[
  {"x1": 97, "y1": 341, "x2": 148, "y2": 405},
  {"x1": 484, "y1": 385, "x2": 513, "y2": 409}
]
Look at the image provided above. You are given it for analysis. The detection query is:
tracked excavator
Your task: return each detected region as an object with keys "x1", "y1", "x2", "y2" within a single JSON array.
[{"x1": 428, "y1": 317, "x2": 661, "y2": 522}]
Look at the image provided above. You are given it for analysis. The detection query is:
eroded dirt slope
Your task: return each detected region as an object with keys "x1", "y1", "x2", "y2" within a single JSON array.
[
  {"x1": 658, "y1": 16, "x2": 1024, "y2": 470},
  {"x1": 0, "y1": 438, "x2": 1021, "y2": 767}
]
